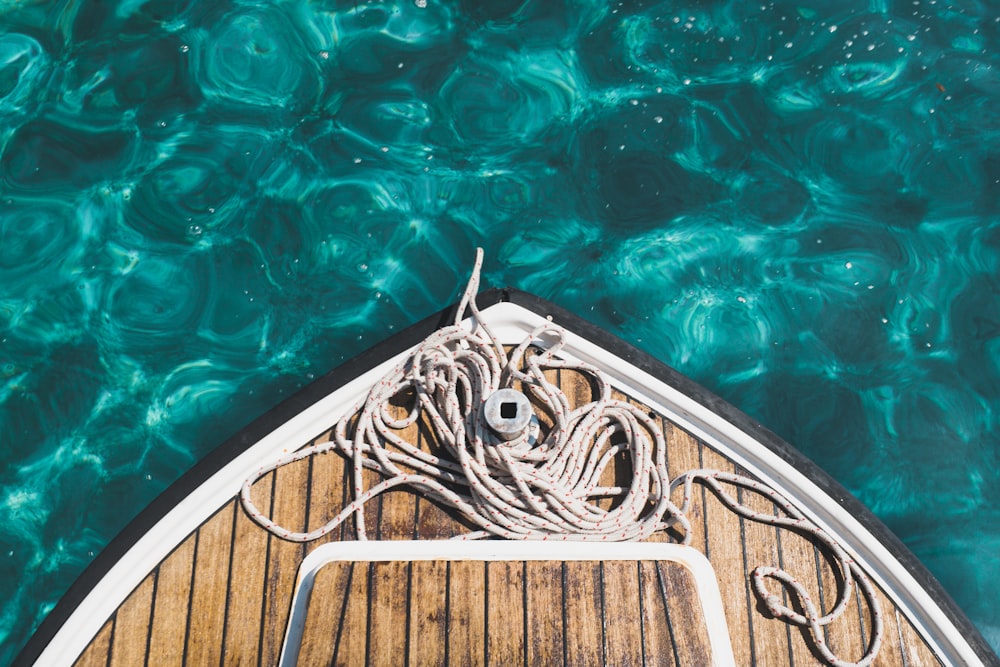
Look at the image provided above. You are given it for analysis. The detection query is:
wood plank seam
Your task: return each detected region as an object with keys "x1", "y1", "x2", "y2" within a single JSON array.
[
  {"x1": 635, "y1": 561, "x2": 647, "y2": 667},
  {"x1": 696, "y1": 441, "x2": 711, "y2": 560},
  {"x1": 736, "y1": 485, "x2": 759, "y2": 667},
  {"x1": 443, "y1": 560, "x2": 451, "y2": 667},
  {"x1": 216, "y1": 501, "x2": 239, "y2": 667},
  {"x1": 654, "y1": 561, "x2": 682, "y2": 666},
  {"x1": 180, "y1": 529, "x2": 200, "y2": 666},
  {"x1": 255, "y1": 471, "x2": 277, "y2": 667},
  {"x1": 483, "y1": 559, "x2": 490, "y2": 667},
  {"x1": 561, "y1": 562, "x2": 568, "y2": 667},
  {"x1": 331, "y1": 560, "x2": 355, "y2": 664},
  {"x1": 365, "y1": 561, "x2": 374, "y2": 667},
  {"x1": 855, "y1": 582, "x2": 869, "y2": 652},
  {"x1": 773, "y1": 506, "x2": 797, "y2": 667},
  {"x1": 142, "y1": 566, "x2": 158, "y2": 667},
  {"x1": 104, "y1": 612, "x2": 116, "y2": 667},
  {"x1": 403, "y1": 560, "x2": 413, "y2": 666},
  {"x1": 598, "y1": 561, "x2": 608, "y2": 667},
  {"x1": 521, "y1": 561, "x2": 528, "y2": 667}
]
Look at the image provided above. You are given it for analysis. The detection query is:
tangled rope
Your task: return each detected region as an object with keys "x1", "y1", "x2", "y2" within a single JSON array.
[
  {"x1": 241, "y1": 249, "x2": 683, "y2": 542},
  {"x1": 240, "y1": 248, "x2": 882, "y2": 666}
]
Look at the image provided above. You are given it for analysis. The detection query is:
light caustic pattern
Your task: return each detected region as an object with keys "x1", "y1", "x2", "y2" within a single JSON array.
[{"x1": 0, "y1": 0, "x2": 998, "y2": 662}]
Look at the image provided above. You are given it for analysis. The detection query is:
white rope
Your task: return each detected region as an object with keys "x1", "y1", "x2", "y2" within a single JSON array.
[
  {"x1": 672, "y1": 470, "x2": 883, "y2": 667},
  {"x1": 239, "y1": 248, "x2": 882, "y2": 666},
  {"x1": 241, "y1": 248, "x2": 683, "y2": 542}
]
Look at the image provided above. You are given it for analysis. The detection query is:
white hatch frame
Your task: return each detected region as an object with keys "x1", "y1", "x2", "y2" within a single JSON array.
[{"x1": 278, "y1": 541, "x2": 736, "y2": 667}]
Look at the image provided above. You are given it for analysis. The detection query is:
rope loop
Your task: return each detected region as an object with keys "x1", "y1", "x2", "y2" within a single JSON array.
[{"x1": 671, "y1": 469, "x2": 883, "y2": 667}]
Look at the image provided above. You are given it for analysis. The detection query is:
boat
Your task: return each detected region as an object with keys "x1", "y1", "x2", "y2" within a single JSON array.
[{"x1": 15, "y1": 250, "x2": 998, "y2": 666}]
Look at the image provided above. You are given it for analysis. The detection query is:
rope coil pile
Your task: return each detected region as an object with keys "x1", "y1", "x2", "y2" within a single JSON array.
[{"x1": 240, "y1": 248, "x2": 882, "y2": 666}]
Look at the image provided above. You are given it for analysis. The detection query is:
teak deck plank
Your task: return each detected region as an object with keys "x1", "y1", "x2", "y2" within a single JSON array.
[
  {"x1": 340, "y1": 561, "x2": 370, "y2": 665},
  {"x1": 487, "y1": 560, "x2": 526, "y2": 664},
  {"x1": 66, "y1": 357, "x2": 948, "y2": 667},
  {"x1": 658, "y1": 560, "x2": 714, "y2": 666},
  {"x1": 305, "y1": 436, "x2": 349, "y2": 546},
  {"x1": 699, "y1": 442, "x2": 753, "y2": 663},
  {"x1": 602, "y1": 560, "x2": 644, "y2": 666},
  {"x1": 525, "y1": 561, "x2": 565, "y2": 666},
  {"x1": 147, "y1": 538, "x2": 195, "y2": 666},
  {"x1": 408, "y1": 559, "x2": 448, "y2": 665},
  {"x1": 563, "y1": 559, "x2": 604, "y2": 665},
  {"x1": 662, "y1": 422, "x2": 704, "y2": 549},
  {"x1": 297, "y1": 560, "x2": 349, "y2": 666},
  {"x1": 220, "y1": 473, "x2": 272, "y2": 665},
  {"x1": 367, "y1": 561, "x2": 410, "y2": 664},
  {"x1": 108, "y1": 574, "x2": 153, "y2": 667},
  {"x1": 446, "y1": 560, "x2": 486, "y2": 666},
  {"x1": 260, "y1": 459, "x2": 311, "y2": 665},
  {"x1": 184, "y1": 502, "x2": 233, "y2": 666},
  {"x1": 638, "y1": 561, "x2": 676, "y2": 667}
]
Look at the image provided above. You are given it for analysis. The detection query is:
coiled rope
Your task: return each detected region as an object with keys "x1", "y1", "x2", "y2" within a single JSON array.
[
  {"x1": 242, "y1": 249, "x2": 684, "y2": 542},
  {"x1": 240, "y1": 248, "x2": 882, "y2": 666}
]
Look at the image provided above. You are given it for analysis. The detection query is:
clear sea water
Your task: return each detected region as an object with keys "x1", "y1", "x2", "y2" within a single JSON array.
[{"x1": 0, "y1": 0, "x2": 997, "y2": 662}]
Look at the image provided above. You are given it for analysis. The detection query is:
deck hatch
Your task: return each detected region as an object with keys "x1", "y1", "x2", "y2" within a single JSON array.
[{"x1": 280, "y1": 541, "x2": 736, "y2": 667}]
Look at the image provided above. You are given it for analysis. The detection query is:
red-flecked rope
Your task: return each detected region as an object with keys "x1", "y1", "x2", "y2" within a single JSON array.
[
  {"x1": 240, "y1": 248, "x2": 882, "y2": 666},
  {"x1": 241, "y1": 249, "x2": 683, "y2": 542},
  {"x1": 672, "y1": 470, "x2": 883, "y2": 667}
]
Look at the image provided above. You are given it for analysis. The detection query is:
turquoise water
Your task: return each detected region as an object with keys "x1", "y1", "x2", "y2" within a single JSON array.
[{"x1": 0, "y1": 0, "x2": 998, "y2": 661}]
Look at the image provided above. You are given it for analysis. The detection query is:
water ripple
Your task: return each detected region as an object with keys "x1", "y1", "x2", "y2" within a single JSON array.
[
  {"x1": 439, "y1": 49, "x2": 581, "y2": 146},
  {"x1": 0, "y1": 33, "x2": 48, "y2": 119},
  {"x1": 0, "y1": 197, "x2": 79, "y2": 289},
  {"x1": 1, "y1": 119, "x2": 139, "y2": 193},
  {"x1": 1, "y1": 0, "x2": 999, "y2": 663},
  {"x1": 123, "y1": 125, "x2": 276, "y2": 244},
  {"x1": 192, "y1": 6, "x2": 321, "y2": 108},
  {"x1": 103, "y1": 253, "x2": 208, "y2": 355}
]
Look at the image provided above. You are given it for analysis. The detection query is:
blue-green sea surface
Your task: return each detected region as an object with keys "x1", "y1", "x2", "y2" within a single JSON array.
[{"x1": 1, "y1": 0, "x2": 998, "y2": 662}]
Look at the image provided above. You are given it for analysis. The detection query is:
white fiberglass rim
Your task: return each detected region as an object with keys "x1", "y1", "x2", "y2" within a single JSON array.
[
  {"x1": 278, "y1": 541, "x2": 737, "y2": 667},
  {"x1": 36, "y1": 300, "x2": 982, "y2": 666}
]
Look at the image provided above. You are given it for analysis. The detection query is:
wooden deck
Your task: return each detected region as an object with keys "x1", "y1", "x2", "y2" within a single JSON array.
[
  {"x1": 71, "y1": 369, "x2": 944, "y2": 666},
  {"x1": 292, "y1": 555, "x2": 716, "y2": 666}
]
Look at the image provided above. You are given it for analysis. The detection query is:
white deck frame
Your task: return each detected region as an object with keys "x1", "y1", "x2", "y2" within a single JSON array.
[{"x1": 278, "y1": 541, "x2": 736, "y2": 667}]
